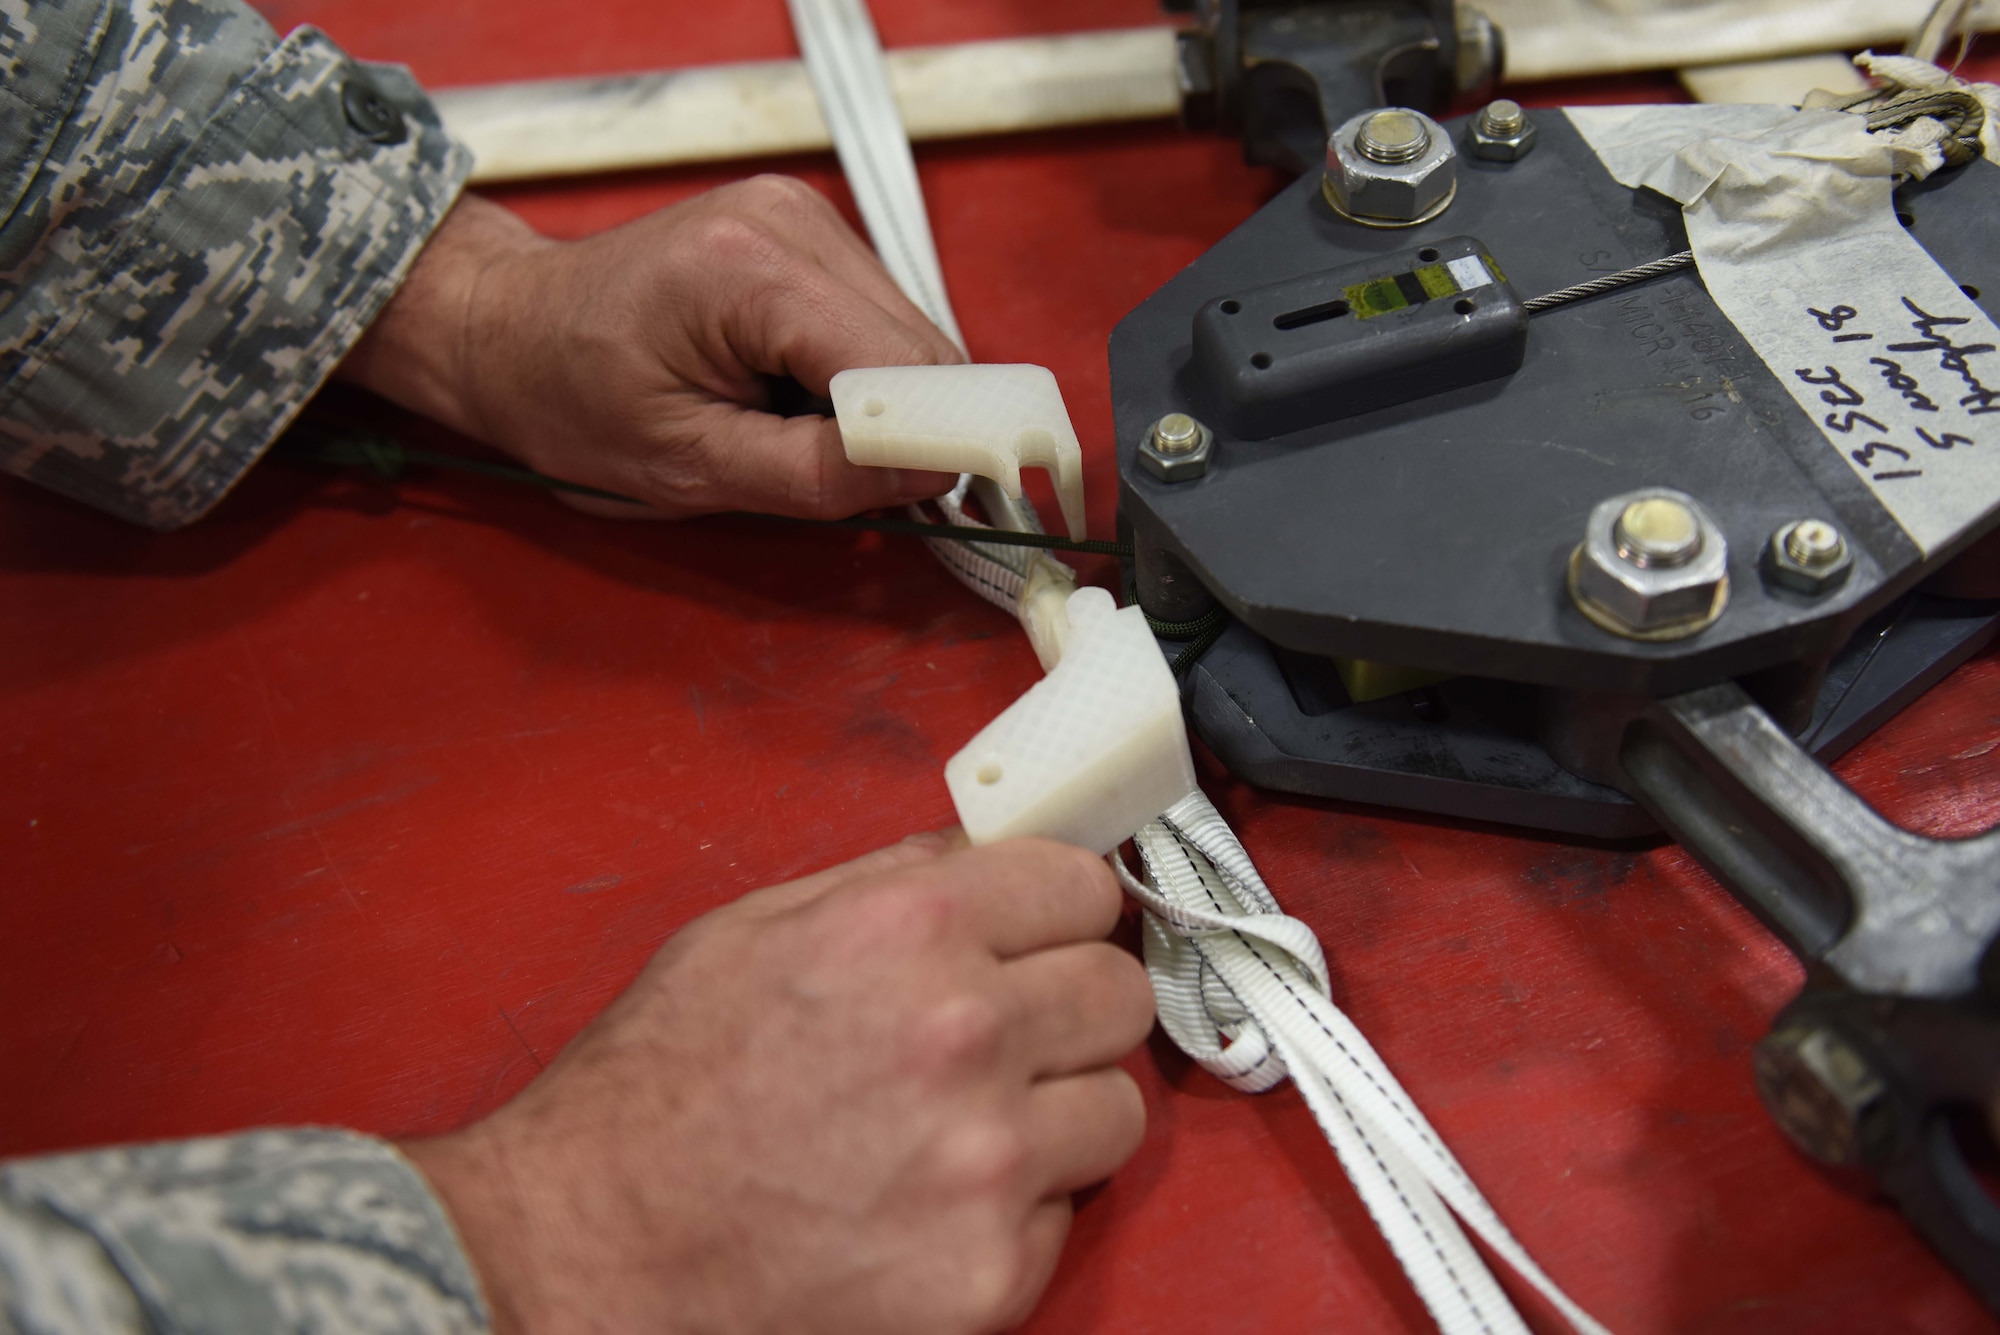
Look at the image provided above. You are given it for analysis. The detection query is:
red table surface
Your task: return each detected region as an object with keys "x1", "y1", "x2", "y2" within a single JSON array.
[{"x1": 6, "y1": 3, "x2": 2000, "y2": 1330}]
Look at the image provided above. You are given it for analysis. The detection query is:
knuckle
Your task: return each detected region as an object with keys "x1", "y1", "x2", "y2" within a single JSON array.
[
  {"x1": 934, "y1": 1117, "x2": 1031, "y2": 1198},
  {"x1": 912, "y1": 990, "x2": 1010, "y2": 1074},
  {"x1": 686, "y1": 211, "x2": 785, "y2": 273},
  {"x1": 844, "y1": 878, "x2": 961, "y2": 953},
  {"x1": 734, "y1": 172, "x2": 822, "y2": 217}
]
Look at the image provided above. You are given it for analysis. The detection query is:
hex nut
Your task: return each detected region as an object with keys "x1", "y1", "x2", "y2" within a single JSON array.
[
  {"x1": 1764, "y1": 518, "x2": 1853, "y2": 595},
  {"x1": 1754, "y1": 1025, "x2": 1892, "y2": 1168},
  {"x1": 1322, "y1": 107, "x2": 1457, "y2": 227},
  {"x1": 1468, "y1": 98, "x2": 1536, "y2": 161},
  {"x1": 1568, "y1": 488, "x2": 1730, "y2": 639},
  {"x1": 1138, "y1": 413, "x2": 1213, "y2": 482}
]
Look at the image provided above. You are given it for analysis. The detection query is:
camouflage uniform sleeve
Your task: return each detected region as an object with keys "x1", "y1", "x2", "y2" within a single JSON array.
[
  {"x1": 0, "y1": 0, "x2": 472, "y2": 530},
  {"x1": 0, "y1": 1128, "x2": 492, "y2": 1333}
]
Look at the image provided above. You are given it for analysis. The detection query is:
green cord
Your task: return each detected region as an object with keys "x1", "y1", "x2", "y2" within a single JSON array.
[
  {"x1": 280, "y1": 429, "x2": 1132, "y2": 558},
  {"x1": 1124, "y1": 580, "x2": 1229, "y2": 676},
  {"x1": 288, "y1": 426, "x2": 1225, "y2": 672}
]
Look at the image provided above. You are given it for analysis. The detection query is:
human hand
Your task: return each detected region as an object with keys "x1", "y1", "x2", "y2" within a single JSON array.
[
  {"x1": 338, "y1": 178, "x2": 962, "y2": 519},
  {"x1": 402, "y1": 833, "x2": 1155, "y2": 1335}
]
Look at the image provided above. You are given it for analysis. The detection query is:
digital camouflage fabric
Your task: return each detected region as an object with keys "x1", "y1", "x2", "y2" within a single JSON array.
[
  {"x1": 2, "y1": 2, "x2": 491, "y2": 1328},
  {"x1": 0, "y1": 1130, "x2": 490, "y2": 1332},
  {"x1": 0, "y1": 0, "x2": 471, "y2": 528}
]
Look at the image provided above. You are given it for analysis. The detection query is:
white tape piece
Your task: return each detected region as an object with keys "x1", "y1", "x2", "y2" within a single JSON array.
[
  {"x1": 1568, "y1": 104, "x2": 2000, "y2": 555},
  {"x1": 1445, "y1": 255, "x2": 1494, "y2": 292},
  {"x1": 1484, "y1": 0, "x2": 2000, "y2": 82}
]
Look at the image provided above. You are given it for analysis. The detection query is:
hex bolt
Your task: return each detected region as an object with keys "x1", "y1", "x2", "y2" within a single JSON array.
[
  {"x1": 1477, "y1": 99, "x2": 1525, "y2": 138},
  {"x1": 1569, "y1": 487, "x2": 1730, "y2": 639},
  {"x1": 1356, "y1": 109, "x2": 1431, "y2": 165},
  {"x1": 1615, "y1": 496, "x2": 1703, "y2": 569},
  {"x1": 1754, "y1": 1025, "x2": 1892, "y2": 1168},
  {"x1": 1786, "y1": 519, "x2": 1845, "y2": 567},
  {"x1": 1151, "y1": 412, "x2": 1202, "y2": 456},
  {"x1": 1323, "y1": 107, "x2": 1456, "y2": 227},
  {"x1": 1468, "y1": 98, "x2": 1538, "y2": 162},
  {"x1": 1764, "y1": 518, "x2": 1854, "y2": 596},
  {"x1": 1138, "y1": 412, "x2": 1213, "y2": 483}
]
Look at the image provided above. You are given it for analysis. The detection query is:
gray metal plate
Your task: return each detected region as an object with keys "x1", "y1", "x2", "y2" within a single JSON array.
[{"x1": 1112, "y1": 113, "x2": 2000, "y2": 694}]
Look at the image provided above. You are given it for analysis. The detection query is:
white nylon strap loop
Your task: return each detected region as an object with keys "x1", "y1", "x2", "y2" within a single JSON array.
[{"x1": 1122, "y1": 793, "x2": 1611, "y2": 1335}]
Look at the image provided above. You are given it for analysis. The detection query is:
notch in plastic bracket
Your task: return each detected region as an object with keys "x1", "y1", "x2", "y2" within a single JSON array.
[
  {"x1": 945, "y1": 588, "x2": 1197, "y2": 854},
  {"x1": 831, "y1": 364, "x2": 1087, "y2": 541}
]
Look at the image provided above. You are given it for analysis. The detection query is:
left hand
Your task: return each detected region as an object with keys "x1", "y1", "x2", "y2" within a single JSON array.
[{"x1": 337, "y1": 177, "x2": 962, "y2": 519}]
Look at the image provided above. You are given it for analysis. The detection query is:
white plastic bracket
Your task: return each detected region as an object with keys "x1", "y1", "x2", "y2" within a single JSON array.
[
  {"x1": 945, "y1": 587, "x2": 1196, "y2": 854},
  {"x1": 830, "y1": 364, "x2": 1087, "y2": 541}
]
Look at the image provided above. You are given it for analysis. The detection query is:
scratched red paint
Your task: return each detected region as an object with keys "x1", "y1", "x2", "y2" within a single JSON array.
[{"x1": 2, "y1": 3, "x2": 1998, "y2": 1331}]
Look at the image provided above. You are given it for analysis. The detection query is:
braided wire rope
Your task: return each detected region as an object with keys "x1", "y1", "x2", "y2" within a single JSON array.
[{"x1": 1523, "y1": 250, "x2": 1697, "y2": 314}]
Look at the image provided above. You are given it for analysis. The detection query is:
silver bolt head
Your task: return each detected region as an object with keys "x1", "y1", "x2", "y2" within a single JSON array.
[
  {"x1": 1479, "y1": 98, "x2": 1524, "y2": 135},
  {"x1": 1356, "y1": 109, "x2": 1431, "y2": 164},
  {"x1": 1469, "y1": 101, "x2": 1538, "y2": 161},
  {"x1": 1139, "y1": 413, "x2": 1213, "y2": 482},
  {"x1": 1754, "y1": 1025, "x2": 1891, "y2": 1168},
  {"x1": 1765, "y1": 519, "x2": 1853, "y2": 595},
  {"x1": 1614, "y1": 495, "x2": 1703, "y2": 568},
  {"x1": 1569, "y1": 488, "x2": 1730, "y2": 639},
  {"x1": 1152, "y1": 412, "x2": 1201, "y2": 455},
  {"x1": 1323, "y1": 107, "x2": 1457, "y2": 226}
]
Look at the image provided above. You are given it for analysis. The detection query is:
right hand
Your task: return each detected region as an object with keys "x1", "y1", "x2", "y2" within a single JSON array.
[
  {"x1": 339, "y1": 179, "x2": 963, "y2": 521},
  {"x1": 403, "y1": 833, "x2": 1155, "y2": 1335}
]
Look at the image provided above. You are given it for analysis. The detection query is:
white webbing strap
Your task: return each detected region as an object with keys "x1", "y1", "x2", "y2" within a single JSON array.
[
  {"x1": 786, "y1": 0, "x2": 965, "y2": 351},
  {"x1": 789, "y1": 0, "x2": 1071, "y2": 621},
  {"x1": 1123, "y1": 793, "x2": 1609, "y2": 1335},
  {"x1": 788, "y1": 4, "x2": 1605, "y2": 1331}
]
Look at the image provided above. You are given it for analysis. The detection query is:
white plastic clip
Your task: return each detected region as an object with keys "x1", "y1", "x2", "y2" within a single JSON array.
[
  {"x1": 945, "y1": 587, "x2": 1196, "y2": 853},
  {"x1": 830, "y1": 364, "x2": 1087, "y2": 540}
]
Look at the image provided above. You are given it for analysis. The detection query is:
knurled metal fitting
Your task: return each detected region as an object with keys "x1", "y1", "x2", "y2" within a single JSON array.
[
  {"x1": 1138, "y1": 412, "x2": 1213, "y2": 482},
  {"x1": 1568, "y1": 488, "x2": 1730, "y2": 639},
  {"x1": 1764, "y1": 518, "x2": 1853, "y2": 595},
  {"x1": 1468, "y1": 98, "x2": 1537, "y2": 161},
  {"x1": 1754, "y1": 1025, "x2": 1893, "y2": 1168},
  {"x1": 1323, "y1": 107, "x2": 1457, "y2": 228}
]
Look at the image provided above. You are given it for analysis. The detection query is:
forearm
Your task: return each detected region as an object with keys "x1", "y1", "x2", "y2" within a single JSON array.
[
  {"x1": 0, "y1": 0, "x2": 470, "y2": 530},
  {"x1": 0, "y1": 1129, "x2": 490, "y2": 1334},
  {"x1": 334, "y1": 194, "x2": 552, "y2": 448}
]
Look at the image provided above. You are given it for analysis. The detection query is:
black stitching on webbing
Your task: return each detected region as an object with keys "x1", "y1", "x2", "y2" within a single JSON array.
[{"x1": 1158, "y1": 830, "x2": 1496, "y2": 1334}]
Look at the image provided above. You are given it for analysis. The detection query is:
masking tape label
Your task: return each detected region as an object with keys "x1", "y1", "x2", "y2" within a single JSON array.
[{"x1": 1568, "y1": 104, "x2": 2000, "y2": 555}]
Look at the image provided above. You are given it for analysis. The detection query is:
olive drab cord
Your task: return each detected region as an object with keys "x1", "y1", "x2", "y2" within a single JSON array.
[{"x1": 786, "y1": 3, "x2": 1608, "y2": 1332}]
